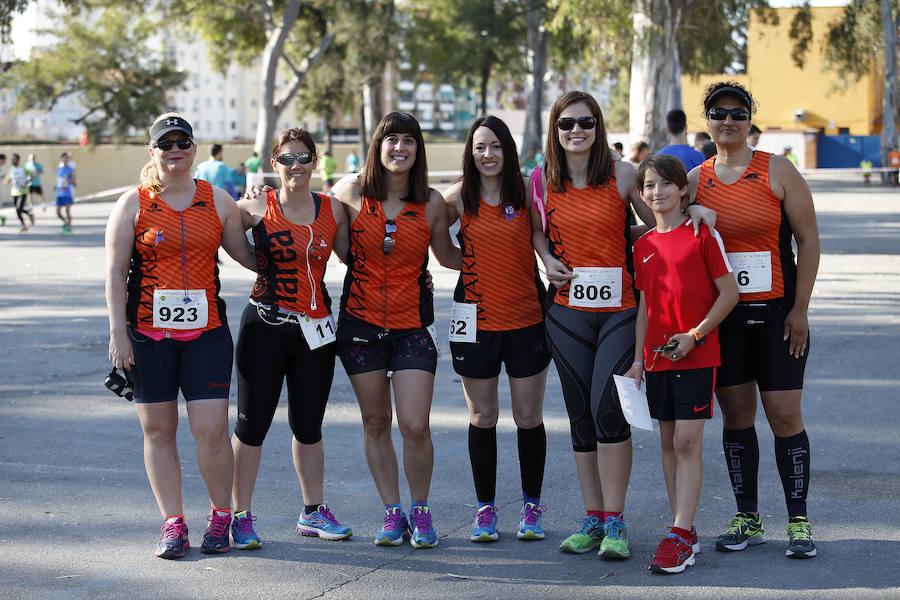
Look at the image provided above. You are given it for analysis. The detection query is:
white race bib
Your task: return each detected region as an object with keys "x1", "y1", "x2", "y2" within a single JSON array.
[
  {"x1": 152, "y1": 289, "x2": 208, "y2": 329},
  {"x1": 449, "y1": 302, "x2": 477, "y2": 343},
  {"x1": 728, "y1": 251, "x2": 772, "y2": 293},
  {"x1": 569, "y1": 267, "x2": 622, "y2": 308},
  {"x1": 299, "y1": 314, "x2": 337, "y2": 350}
]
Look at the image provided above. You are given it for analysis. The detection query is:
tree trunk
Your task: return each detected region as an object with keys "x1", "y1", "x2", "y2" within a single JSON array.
[
  {"x1": 629, "y1": 0, "x2": 687, "y2": 150},
  {"x1": 359, "y1": 101, "x2": 368, "y2": 162},
  {"x1": 881, "y1": 0, "x2": 898, "y2": 183},
  {"x1": 670, "y1": 44, "x2": 682, "y2": 111},
  {"x1": 479, "y1": 54, "x2": 491, "y2": 116},
  {"x1": 523, "y1": 2, "x2": 548, "y2": 159},
  {"x1": 363, "y1": 77, "x2": 380, "y2": 154}
]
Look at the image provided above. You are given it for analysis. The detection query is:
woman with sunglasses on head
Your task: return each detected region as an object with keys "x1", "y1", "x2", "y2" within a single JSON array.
[
  {"x1": 532, "y1": 91, "x2": 714, "y2": 560},
  {"x1": 688, "y1": 82, "x2": 820, "y2": 559},
  {"x1": 105, "y1": 113, "x2": 256, "y2": 559},
  {"x1": 332, "y1": 112, "x2": 461, "y2": 548},
  {"x1": 228, "y1": 128, "x2": 352, "y2": 550},
  {"x1": 442, "y1": 116, "x2": 551, "y2": 543}
]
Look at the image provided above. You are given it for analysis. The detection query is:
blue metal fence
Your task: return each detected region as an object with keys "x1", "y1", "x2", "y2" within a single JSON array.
[{"x1": 817, "y1": 134, "x2": 882, "y2": 168}]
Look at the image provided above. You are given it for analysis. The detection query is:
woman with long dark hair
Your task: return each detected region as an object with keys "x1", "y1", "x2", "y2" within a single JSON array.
[
  {"x1": 443, "y1": 116, "x2": 550, "y2": 542},
  {"x1": 332, "y1": 112, "x2": 460, "y2": 548}
]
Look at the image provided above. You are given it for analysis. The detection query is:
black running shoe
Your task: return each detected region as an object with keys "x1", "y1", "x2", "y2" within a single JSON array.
[
  {"x1": 155, "y1": 517, "x2": 189, "y2": 559},
  {"x1": 785, "y1": 516, "x2": 817, "y2": 558},
  {"x1": 715, "y1": 512, "x2": 766, "y2": 551},
  {"x1": 200, "y1": 509, "x2": 231, "y2": 554}
]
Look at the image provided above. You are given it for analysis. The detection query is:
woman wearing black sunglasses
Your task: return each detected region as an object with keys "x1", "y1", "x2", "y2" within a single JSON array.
[
  {"x1": 105, "y1": 113, "x2": 256, "y2": 559},
  {"x1": 532, "y1": 91, "x2": 714, "y2": 560},
  {"x1": 228, "y1": 128, "x2": 353, "y2": 550},
  {"x1": 332, "y1": 112, "x2": 461, "y2": 548},
  {"x1": 688, "y1": 81, "x2": 820, "y2": 559},
  {"x1": 442, "y1": 116, "x2": 551, "y2": 543}
]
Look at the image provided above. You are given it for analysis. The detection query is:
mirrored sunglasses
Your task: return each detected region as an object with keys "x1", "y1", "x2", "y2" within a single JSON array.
[
  {"x1": 383, "y1": 220, "x2": 397, "y2": 255},
  {"x1": 275, "y1": 152, "x2": 315, "y2": 165}
]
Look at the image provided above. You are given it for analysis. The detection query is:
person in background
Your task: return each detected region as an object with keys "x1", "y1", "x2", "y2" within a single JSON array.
[
  {"x1": 7, "y1": 153, "x2": 34, "y2": 232},
  {"x1": 657, "y1": 109, "x2": 705, "y2": 172},
  {"x1": 320, "y1": 149, "x2": 336, "y2": 193},
  {"x1": 701, "y1": 141, "x2": 718, "y2": 160},
  {"x1": 781, "y1": 145, "x2": 798, "y2": 166},
  {"x1": 245, "y1": 152, "x2": 262, "y2": 175},
  {"x1": 230, "y1": 163, "x2": 247, "y2": 199},
  {"x1": 613, "y1": 142, "x2": 624, "y2": 160},
  {"x1": 693, "y1": 132, "x2": 711, "y2": 154},
  {"x1": 346, "y1": 150, "x2": 360, "y2": 174},
  {"x1": 887, "y1": 147, "x2": 900, "y2": 186},
  {"x1": 629, "y1": 141, "x2": 650, "y2": 167},
  {"x1": 195, "y1": 143, "x2": 237, "y2": 199},
  {"x1": 25, "y1": 154, "x2": 46, "y2": 211},
  {"x1": 859, "y1": 158, "x2": 873, "y2": 186},
  {"x1": 747, "y1": 125, "x2": 761, "y2": 150},
  {"x1": 55, "y1": 151, "x2": 76, "y2": 234}
]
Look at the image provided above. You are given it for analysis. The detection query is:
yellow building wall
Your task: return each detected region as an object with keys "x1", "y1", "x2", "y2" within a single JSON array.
[{"x1": 682, "y1": 7, "x2": 879, "y2": 136}]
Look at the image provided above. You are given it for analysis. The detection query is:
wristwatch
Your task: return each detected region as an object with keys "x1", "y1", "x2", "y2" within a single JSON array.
[{"x1": 689, "y1": 327, "x2": 706, "y2": 346}]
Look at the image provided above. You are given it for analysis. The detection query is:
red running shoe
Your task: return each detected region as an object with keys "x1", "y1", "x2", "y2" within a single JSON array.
[{"x1": 649, "y1": 533, "x2": 696, "y2": 574}]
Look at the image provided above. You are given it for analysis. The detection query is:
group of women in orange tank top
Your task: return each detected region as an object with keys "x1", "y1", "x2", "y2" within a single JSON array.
[{"x1": 106, "y1": 80, "x2": 819, "y2": 564}]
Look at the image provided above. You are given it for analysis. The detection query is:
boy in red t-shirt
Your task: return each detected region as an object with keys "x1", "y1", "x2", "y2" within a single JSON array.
[{"x1": 626, "y1": 154, "x2": 738, "y2": 574}]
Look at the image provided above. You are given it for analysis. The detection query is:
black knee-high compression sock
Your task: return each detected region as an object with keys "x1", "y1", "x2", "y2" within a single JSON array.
[
  {"x1": 468, "y1": 424, "x2": 497, "y2": 504},
  {"x1": 517, "y1": 424, "x2": 546, "y2": 501},
  {"x1": 723, "y1": 426, "x2": 760, "y2": 514},
  {"x1": 775, "y1": 430, "x2": 810, "y2": 518}
]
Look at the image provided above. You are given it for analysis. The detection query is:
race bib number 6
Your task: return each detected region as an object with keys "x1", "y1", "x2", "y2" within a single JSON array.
[
  {"x1": 449, "y1": 302, "x2": 477, "y2": 343},
  {"x1": 299, "y1": 314, "x2": 337, "y2": 350},
  {"x1": 569, "y1": 267, "x2": 622, "y2": 308},
  {"x1": 727, "y1": 251, "x2": 772, "y2": 293},
  {"x1": 153, "y1": 289, "x2": 208, "y2": 329}
]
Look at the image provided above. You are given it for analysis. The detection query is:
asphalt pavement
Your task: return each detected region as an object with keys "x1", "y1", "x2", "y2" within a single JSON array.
[{"x1": 0, "y1": 176, "x2": 898, "y2": 599}]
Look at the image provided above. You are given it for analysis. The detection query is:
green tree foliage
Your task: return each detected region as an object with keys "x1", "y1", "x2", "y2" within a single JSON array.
[
  {"x1": 403, "y1": 0, "x2": 526, "y2": 115},
  {"x1": 0, "y1": 8, "x2": 185, "y2": 142}
]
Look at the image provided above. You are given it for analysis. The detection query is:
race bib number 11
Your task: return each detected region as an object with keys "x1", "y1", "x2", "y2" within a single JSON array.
[
  {"x1": 569, "y1": 267, "x2": 622, "y2": 308},
  {"x1": 299, "y1": 314, "x2": 337, "y2": 350},
  {"x1": 153, "y1": 289, "x2": 208, "y2": 329}
]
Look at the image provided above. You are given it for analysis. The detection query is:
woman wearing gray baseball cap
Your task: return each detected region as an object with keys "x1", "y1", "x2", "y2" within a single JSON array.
[{"x1": 105, "y1": 112, "x2": 256, "y2": 559}]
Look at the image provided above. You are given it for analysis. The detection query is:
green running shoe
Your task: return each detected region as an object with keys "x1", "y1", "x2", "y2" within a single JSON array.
[
  {"x1": 598, "y1": 515, "x2": 630, "y2": 559},
  {"x1": 785, "y1": 516, "x2": 817, "y2": 558},
  {"x1": 559, "y1": 516, "x2": 604, "y2": 554},
  {"x1": 715, "y1": 512, "x2": 766, "y2": 552}
]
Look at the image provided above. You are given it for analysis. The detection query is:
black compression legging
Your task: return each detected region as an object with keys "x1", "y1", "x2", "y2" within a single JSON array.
[
  {"x1": 14, "y1": 195, "x2": 32, "y2": 227},
  {"x1": 234, "y1": 304, "x2": 336, "y2": 446},
  {"x1": 544, "y1": 303, "x2": 636, "y2": 451}
]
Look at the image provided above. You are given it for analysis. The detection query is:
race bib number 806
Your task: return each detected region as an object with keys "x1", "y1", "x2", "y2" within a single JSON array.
[{"x1": 569, "y1": 267, "x2": 622, "y2": 308}]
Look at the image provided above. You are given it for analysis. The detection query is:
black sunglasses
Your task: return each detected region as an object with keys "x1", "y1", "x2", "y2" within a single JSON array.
[
  {"x1": 154, "y1": 137, "x2": 194, "y2": 151},
  {"x1": 275, "y1": 152, "x2": 315, "y2": 165},
  {"x1": 556, "y1": 116, "x2": 597, "y2": 131},
  {"x1": 383, "y1": 221, "x2": 397, "y2": 255},
  {"x1": 707, "y1": 108, "x2": 750, "y2": 121}
]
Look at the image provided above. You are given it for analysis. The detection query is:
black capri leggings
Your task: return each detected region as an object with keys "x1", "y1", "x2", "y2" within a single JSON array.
[
  {"x1": 234, "y1": 303, "x2": 336, "y2": 446},
  {"x1": 544, "y1": 303, "x2": 636, "y2": 451}
]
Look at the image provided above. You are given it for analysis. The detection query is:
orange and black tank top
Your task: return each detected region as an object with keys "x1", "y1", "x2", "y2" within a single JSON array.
[
  {"x1": 544, "y1": 175, "x2": 636, "y2": 312},
  {"x1": 340, "y1": 196, "x2": 433, "y2": 329},
  {"x1": 126, "y1": 180, "x2": 225, "y2": 332},
  {"x1": 695, "y1": 151, "x2": 795, "y2": 302},
  {"x1": 454, "y1": 199, "x2": 545, "y2": 330},
  {"x1": 250, "y1": 190, "x2": 337, "y2": 318}
]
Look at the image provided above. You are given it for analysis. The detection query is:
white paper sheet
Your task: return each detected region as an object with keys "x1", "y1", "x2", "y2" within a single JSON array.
[{"x1": 613, "y1": 374, "x2": 654, "y2": 431}]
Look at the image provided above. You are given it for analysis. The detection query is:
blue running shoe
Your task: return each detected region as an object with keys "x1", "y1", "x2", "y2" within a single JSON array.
[
  {"x1": 231, "y1": 510, "x2": 261, "y2": 550},
  {"x1": 470, "y1": 505, "x2": 499, "y2": 542},
  {"x1": 409, "y1": 505, "x2": 438, "y2": 549},
  {"x1": 517, "y1": 502, "x2": 546, "y2": 540},
  {"x1": 297, "y1": 503, "x2": 352, "y2": 540},
  {"x1": 375, "y1": 506, "x2": 410, "y2": 546}
]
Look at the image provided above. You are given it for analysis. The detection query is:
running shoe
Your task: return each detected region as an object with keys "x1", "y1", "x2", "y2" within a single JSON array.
[
  {"x1": 598, "y1": 515, "x2": 630, "y2": 559},
  {"x1": 715, "y1": 512, "x2": 766, "y2": 552},
  {"x1": 296, "y1": 503, "x2": 352, "y2": 540},
  {"x1": 374, "y1": 506, "x2": 410, "y2": 546},
  {"x1": 559, "y1": 516, "x2": 604, "y2": 554},
  {"x1": 785, "y1": 516, "x2": 817, "y2": 558},
  {"x1": 690, "y1": 526, "x2": 700, "y2": 554},
  {"x1": 231, "y1": 510, "x2": 261, "y2": 550},
  {"x1": 155, "y1": 517, "x2": 189, "y2": 559},
  {"x1": 649, "y1": 533, "x2": 696, "y2": 574},
  {"x1": 200, "y1": 509, "x2": 231, "y2": 554},
  {"x1": 409, "y1": 505, "x2": 438, "y2": 549},
  {"x1": 470, "y1": 505, "x2": 499, "y2": 542},
  {"x1": 517, "y1": 502, "x2": 546, "y2": 540}
]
